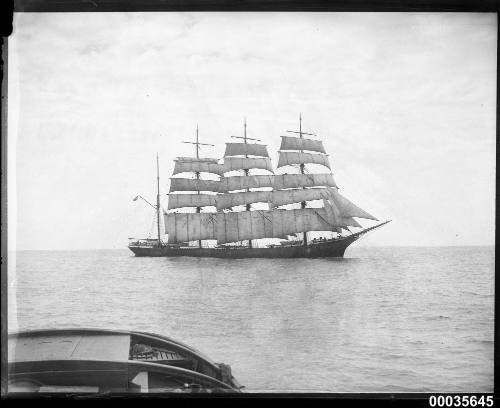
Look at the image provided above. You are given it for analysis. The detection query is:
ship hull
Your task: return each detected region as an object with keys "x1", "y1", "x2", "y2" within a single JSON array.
[
  {"x1": 129, "y1": 237, "x2": 355, "y2": 258},
  {"x1": 129, "y1": 222, "x2": 389, "y2": 259}
]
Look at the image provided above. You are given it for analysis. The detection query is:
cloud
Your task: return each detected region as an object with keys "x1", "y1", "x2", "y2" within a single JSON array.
[{"x1": 9, "y1": 12, "x2": 497, "y2": 249}]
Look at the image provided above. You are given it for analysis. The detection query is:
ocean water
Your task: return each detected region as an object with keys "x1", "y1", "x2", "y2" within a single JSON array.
[{"x1": 8, "y1": 246, "x2": 494, "y2": 393}]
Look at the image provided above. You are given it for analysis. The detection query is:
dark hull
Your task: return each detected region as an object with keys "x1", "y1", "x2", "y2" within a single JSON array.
[{"x1": 129, "y1": 221, "x2": 390, "y2": 259}]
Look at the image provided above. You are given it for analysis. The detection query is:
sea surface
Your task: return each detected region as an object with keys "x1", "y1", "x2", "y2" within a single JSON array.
[{"x1": 8, "y1": 246, "x2": 494, "y2": 393}]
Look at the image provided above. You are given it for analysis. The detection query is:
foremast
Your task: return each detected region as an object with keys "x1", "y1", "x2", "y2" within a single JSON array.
[
  {"x1": 276, "y1": 114, "x2": 333, "y2": 244},
  {"x1": 296, "y1": 114, "x2": 308, "y2": 245},
  {"x1": 276, "y1": 114, "x2": 380, "y2": 242}
]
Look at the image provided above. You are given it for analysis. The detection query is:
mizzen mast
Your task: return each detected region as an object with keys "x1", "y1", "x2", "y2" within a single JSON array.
[
  {"x1": 182, "y1": 126, "x2": 215, "y2": 248},
  {"x1": 156, "y1": 152, "x2": 162, "y2": 246},
  {"x1": 164, "y1": 128, "x2": 221, "y2": 246}
]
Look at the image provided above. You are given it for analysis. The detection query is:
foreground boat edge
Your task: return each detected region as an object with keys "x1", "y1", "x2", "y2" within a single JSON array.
[{"x1": 7, "y1": 327, "x2": 243, "y2": 393}]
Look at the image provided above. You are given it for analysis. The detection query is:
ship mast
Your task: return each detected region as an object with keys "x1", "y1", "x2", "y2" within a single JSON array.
[
  {"x1": 287, "y1": 114, "x2": 308, "y2": 246},
  {"x1": 231, "y1": 118, "x2": 261, "y2": 248},
  {"x1": 284, "y1": 114, "x2": 319, "y2": 246},
  {"x1": 244, "y1": 119, "x2": 251, "y2": 248},
  {"x1": 156, "y1": 152, "x2": 162, "y2": 247},
  {"x1": 182, "y1": 126, "x2": 214, "y2": 248},
  {"x1": 298, "y1": 114, "x2": 307, "y2": 246}
]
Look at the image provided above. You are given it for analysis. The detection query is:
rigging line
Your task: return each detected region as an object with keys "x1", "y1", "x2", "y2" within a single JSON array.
[
  {"x1": 286, "y1": 130, "x2": 317, "y2": 137},
  {"x1": 230, "y1": 136, "x2": 261, "y2": 142},
  {"x1": 206, "y1": 214, "x2": 217, "y2": 224},
  {"x1": 311, "y1": 208, "x2": 337, "y2": 230},
  {"x1": 148, "y1": 211, "x2": 157, "y2": 239},
  {"x1": 257, "y1": 210, "x2": 272, "y2": 224}
]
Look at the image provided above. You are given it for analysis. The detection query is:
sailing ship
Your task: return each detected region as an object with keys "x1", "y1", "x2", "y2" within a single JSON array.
[{"x1": 129, "y1": 116, "x2": 390, "y2": 258}]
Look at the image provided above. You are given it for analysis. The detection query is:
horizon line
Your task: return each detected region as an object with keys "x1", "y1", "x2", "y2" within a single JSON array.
[{"x1": 8, "y1": 244, "x2": 496, "y2": 252}]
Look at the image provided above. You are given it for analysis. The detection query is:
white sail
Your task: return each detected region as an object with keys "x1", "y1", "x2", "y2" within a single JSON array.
[
  {"x1": 342, "y1": 217, "x2": 362, "y2": 228},
  {"x1": 173, "y1": 158, "x2": 224, "y2": 176},
  {"x1": 277, "y1": 151, "x2": 331, "y2": 169},
  {"x1": 224, "y1": 143, "x2": 269, "y2": 157},
  {"x1": 328, "y1": 189, "x2": 378, "y2": 221},
  {"x1": 216, "y1": 208, "x2": 334, "y2": 244},
  {"x1": 273, "y1": 173, "x2": 337, "y2": 190},
  {"x1": 322, "y1": 197, "x2": 343, "y2": 226},
  {"x1": 271, "y1": 188, "x2": 332, "y2": 207},
  {"x1": 280, "y1": 136, "x2": 326, "y2": 154},
  {"x1": 223, "y1": 157, "x2": 274, "y2": 173},
  {"x1": 176, "y1": 157, "x2": 219, "y2": 163},
  {"x1": 216, "y1": 191, "x2": 272, "y2": 210},
  {"x1": 219, "y1": 187, "x2": 336, "y2": 210},
  {"x1": 169, "y1": 178, "x2": 220, "y2": 193},
  {"x1": 165, "y1": 212, "x2": 218, "y2": 243},
  {"x1": 167, "y1": 193, "x2": 217, "y2": 210},
  {"x1": 219, "y1": 175, "x2": 275, "y2": 193},
  {"x1": 320, "y1": 199, "x2": 363, "y2": 228}
]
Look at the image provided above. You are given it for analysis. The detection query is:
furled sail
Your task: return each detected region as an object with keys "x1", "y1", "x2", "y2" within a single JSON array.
[
  {"x1": 165, "y1": 212, "x2": 218, "y2": 243},
  {"x1": 280, "y1": 136, "x2": 326, "y2": 154},
  {"x1": 216, "y1": 191, "x2": 272, "y2": 210},
  {"x1": 169, "y1": 178, "x2": 220, "y2": 193},
  {"x1": 219, "y1": 175, "x2": 275, "y2": 193},
  {"x1": 176, "y1": 157, "x2": 219, "y2": 163},
  {"x1": 216, "y1": 208, "x2": 335, "y2": 244},
  {"x1": 271, "y1": 188, "x2": 333, "y2": 207},
  {"x1": 223, "y1": 157, "x2": 274, "y2": 173},
  {"x1": 327, "y1": 189, "x2": 378, "y2": 221},
  {"x1": 173, "y1": 157, "x2": 224, "y2": 176},
  {"x1": 167, "y1": 193, "x2": 217, "y2": 210},
  {"x1": 224, "y1": 143, "x2": 269, "y2": 158},
  {"x1": 277, "y1": 151, "x2": 331, "y2": 170},
  {"x1": 273, "y1": 173, "x2": 337, "y2": 190}
]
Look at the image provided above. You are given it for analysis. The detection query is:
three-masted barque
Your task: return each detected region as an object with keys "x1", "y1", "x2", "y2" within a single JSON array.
[{"x1": 129, "y1": 116, "x2": 390, "y2": 258}]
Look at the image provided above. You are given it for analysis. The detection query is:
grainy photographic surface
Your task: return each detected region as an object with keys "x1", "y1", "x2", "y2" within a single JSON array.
[{"x1": 7, "y1": 12, "x2": 495, "y2": 393}]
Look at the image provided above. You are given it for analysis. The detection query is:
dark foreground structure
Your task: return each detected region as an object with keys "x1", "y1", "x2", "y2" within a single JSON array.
[{"x1": 7, "y1": 328, "x2": 243, "y2": 393}]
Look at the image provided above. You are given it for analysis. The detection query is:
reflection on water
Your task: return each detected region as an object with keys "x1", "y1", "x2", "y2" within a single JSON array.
[{"x1": 8, "y1": 246, "x2": 494, "y2": 392}]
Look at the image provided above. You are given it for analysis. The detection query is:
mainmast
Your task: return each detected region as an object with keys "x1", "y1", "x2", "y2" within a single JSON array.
[
  {"x1": 182, "y1": 126, "x2": 214, "y2": 248},
  {"x1": 286, "y1": 113, "x2": 317, "y2": 246},
  {"x1": 219, "y1": 119, "x2": 273, "y2": 247},
  {"x1": 230, "y1": 118, "x2": 261, "y2": 249}
]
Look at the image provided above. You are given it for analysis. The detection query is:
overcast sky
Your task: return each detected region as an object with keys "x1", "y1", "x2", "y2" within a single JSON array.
[{"x1": 8, "y1": 12, "x2": 496, "y2": 250}]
